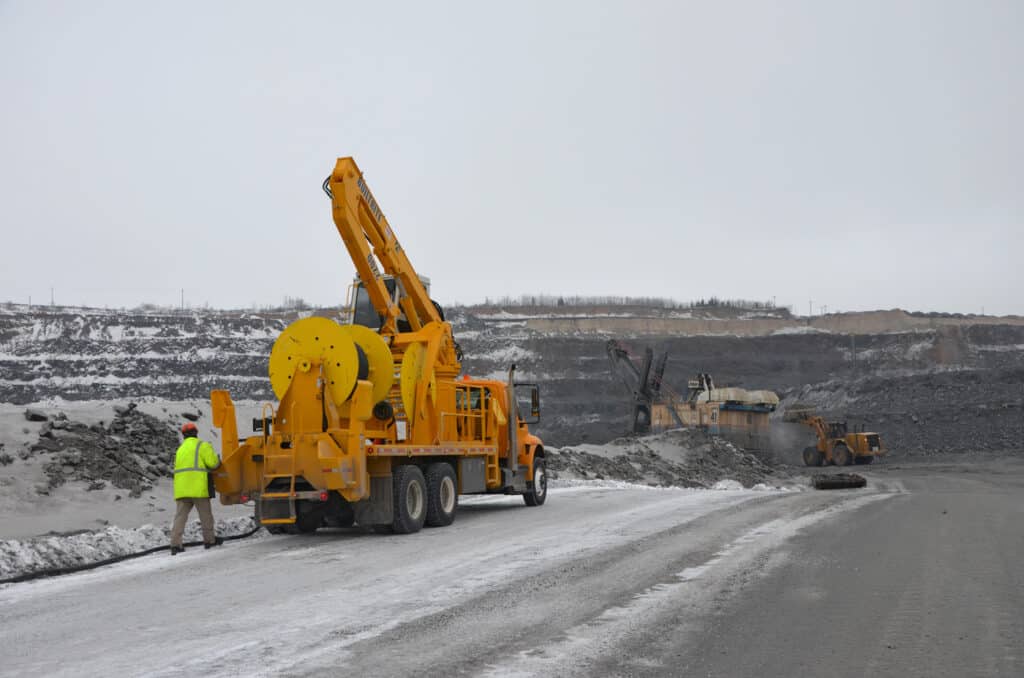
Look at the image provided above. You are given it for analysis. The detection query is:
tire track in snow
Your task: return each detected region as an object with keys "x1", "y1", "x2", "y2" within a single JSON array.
[{"x1": 480, "y1": 492, "x2": 895, "y2": 677}]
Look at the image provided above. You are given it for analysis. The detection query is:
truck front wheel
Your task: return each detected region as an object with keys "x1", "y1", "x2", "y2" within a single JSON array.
[
  {"x1": 523, "y1": 457, "x2": 547, "y2": 507},
  {"x1": 391, "y1": 465, "x2": 427, "y2": 534}
]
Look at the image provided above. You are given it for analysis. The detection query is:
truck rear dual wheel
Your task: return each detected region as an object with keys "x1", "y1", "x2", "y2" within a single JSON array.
[
  {"x1": 523, "y1": 457, "x2": 547, "y2": 507},
  {"x1": 425, "y1": 462, "x2": 458, "y2": 527},
  {"x1": 391, "y1": 465, "x2": 427, "y2": 534}
]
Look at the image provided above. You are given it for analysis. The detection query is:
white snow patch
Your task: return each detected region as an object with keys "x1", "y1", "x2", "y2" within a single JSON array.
[
  {"x1": 972, "y1": 343, "x2": 1024, "y2": 352},
  {"x1": 771, "y1": 325, "x2": 831, "y2": 335},
  {"x1": 474, "y1": 345, "x2": 538, "y2": 363},
  {"x1": 0, "y1": 517, "x2": 257, "y2": 580}
]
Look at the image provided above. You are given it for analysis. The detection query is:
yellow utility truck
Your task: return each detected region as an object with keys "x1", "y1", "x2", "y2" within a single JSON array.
[
  {"x1": 210, "y1": 157, "x2": 547, "y2": 534},
  {"x1": 785, "y1": 407, "x2": 885, "y2": 467}
]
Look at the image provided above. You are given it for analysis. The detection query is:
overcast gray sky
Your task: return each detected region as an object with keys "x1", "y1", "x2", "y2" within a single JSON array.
[{"x1": 1, "y1": 0, "x2": 1021, "y2": 315}]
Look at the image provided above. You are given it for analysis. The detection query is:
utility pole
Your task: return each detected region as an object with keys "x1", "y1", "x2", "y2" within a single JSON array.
[
  {"x1": 50, "y1": 287, "x2": 54, "y2": 307},
  {"x1": 181, "y1": 288, "x2": 185, "y2": 311},
  {"x1": 808, "y1": 299, "x2": 813, "y2": 317}
]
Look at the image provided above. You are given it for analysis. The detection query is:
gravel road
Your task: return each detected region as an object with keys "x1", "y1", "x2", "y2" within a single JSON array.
[
  {"x1": 1, "y1": 461, "x2": 1020, "y2": 677},
  {"x1": 666, "y1": 459, "x2": 1024, "y2": 678}
]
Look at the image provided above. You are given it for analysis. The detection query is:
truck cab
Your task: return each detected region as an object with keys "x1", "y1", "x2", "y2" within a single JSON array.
[{"x1": 346, "y1": 275, "x2": 436, "y2": 330}]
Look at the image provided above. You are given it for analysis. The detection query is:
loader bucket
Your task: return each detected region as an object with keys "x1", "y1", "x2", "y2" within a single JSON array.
[{"x1": 783, "y1": 405, "x2": 817, "y2": 423}]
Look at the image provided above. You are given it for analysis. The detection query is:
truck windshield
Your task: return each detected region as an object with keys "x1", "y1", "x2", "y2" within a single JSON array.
[{"x1": 351, "y1": 279, "x2": 397, "y2": 329}]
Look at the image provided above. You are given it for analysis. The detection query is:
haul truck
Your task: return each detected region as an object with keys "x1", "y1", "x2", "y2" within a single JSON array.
[{"x1": 210, "y1": 157, "x2": 547, "y2": 534}]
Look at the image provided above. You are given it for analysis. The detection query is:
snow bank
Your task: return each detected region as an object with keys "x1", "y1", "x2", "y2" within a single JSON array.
[{"x1": 0, "y1": 516, "x2": 257, "y2": 581}]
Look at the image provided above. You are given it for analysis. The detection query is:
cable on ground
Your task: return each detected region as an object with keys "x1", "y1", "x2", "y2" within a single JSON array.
[{"x1": 0, "y1": 519, "x2": 263, "y2": 586}]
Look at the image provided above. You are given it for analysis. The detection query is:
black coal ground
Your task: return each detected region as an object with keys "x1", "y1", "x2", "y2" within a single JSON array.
[
  {"x1": 23, "y1": 404, "x2": 179, "y2": 498},
  {"x1": 547, "y1": 429, "x2": 787, "y2": 489}
]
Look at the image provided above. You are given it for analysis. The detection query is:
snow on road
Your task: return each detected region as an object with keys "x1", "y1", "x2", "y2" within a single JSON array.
[
  {"x1": 0, "y1": 485, "x2": 746, "y2": 675},
  {"x1": 0, "y1": 482, "x2": 877, "y2": 678},
  {"x1": 480, "y1": 492, "x2": 894, "y2": 677}
]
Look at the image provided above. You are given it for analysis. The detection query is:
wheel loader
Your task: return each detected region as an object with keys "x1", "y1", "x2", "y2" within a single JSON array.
[
  {"x1": 784, "y1": 406, "x2": 885, "y2": 467},
  {"x1": 209, "y1": 157, "x2": 547, "y2": 535}
]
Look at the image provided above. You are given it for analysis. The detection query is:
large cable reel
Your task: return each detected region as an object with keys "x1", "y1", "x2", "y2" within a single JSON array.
[
  {"x1": 400, "y1": 342, "x2": 436, "y2": 419},
  {"x1": 269, "y1": 317, "x2": 394, "y2": 406}
]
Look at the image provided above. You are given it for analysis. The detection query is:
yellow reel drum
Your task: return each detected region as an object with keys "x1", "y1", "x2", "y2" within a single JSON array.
[
  {"x1": 400, "y1": 342, "x2": 436, "y2": 417},
  {"x1": 337, "y1": 323, "x2": 394, "y2": 404},
  {"x1": 269, "y1": 317, "x2": 395, "y2": 406}
]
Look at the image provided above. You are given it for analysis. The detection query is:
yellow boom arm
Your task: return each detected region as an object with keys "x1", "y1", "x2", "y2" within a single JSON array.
[{"x1": 326, "y1": 158, "x2": 442, "y2": 335}]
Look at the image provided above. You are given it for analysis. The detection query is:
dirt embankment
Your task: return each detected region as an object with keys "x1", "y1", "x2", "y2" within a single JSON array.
[
  {"x1": 524, "y1": 309, "x2": 1024, "y2": 337},
  {"x1": 547, "y1": 429, "x2": 787, "y2": 489}
]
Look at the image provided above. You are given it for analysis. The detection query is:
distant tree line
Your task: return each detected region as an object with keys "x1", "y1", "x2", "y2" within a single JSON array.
[{"x1": 453, "y1": 294, "x2": 786, "y2": 312}]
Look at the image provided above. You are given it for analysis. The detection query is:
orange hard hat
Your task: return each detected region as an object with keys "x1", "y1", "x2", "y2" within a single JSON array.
[{"x1": 181, "y1": 421, "x2": 198, "y2": 435}]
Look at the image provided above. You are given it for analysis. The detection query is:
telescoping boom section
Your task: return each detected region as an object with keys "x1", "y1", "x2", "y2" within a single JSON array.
[{"x1": 210, "y1": 157, "x2": 546, "y2": 535}]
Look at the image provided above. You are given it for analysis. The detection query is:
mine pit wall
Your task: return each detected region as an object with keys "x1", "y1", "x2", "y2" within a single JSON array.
[
  {"x1": 481, "y1": 321, "x2": 1024, "y2": 454},
  {"x1": 525, "y1": 309, "x2": 1024, "y2": 337},
  {"x1": 1, "y1": 307, "x2": 1022, "y2": 455}
]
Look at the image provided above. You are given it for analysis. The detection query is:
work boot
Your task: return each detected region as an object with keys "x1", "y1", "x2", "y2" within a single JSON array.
[
  {"x1": 204, "y1": 537, "x2": 224, "y2": 549},
  {"x1": 170, "y1": 546, "x2": 184, "y2": 555}
]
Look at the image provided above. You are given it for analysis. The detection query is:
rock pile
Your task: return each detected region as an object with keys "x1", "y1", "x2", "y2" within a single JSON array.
[
  {"x1": 547, "y1": 429, "x2": 783, "y2": 488},
  {"x1": 25, "y1": 404, "x2": 180, "y2": 497}
]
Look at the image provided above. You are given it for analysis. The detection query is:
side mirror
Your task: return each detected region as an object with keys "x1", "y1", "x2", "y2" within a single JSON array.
[{"x1": 514, "y1": 383, "x2": 540, "y2": 424}]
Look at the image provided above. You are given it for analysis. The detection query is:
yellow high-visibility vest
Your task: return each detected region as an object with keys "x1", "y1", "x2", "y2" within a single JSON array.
[{"x1": 172, "y1": 437, "x2": 220, "y2": 500}]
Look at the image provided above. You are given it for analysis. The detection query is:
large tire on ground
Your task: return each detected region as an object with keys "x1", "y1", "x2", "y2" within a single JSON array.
[
  {"x1": 391, "y1": 465, "x2": 427, "y2": 534},
  {"x1": 812, "y1": 473, "x2": 867, "y2": 490},
  {"x1": 523, "y1": 457, "x2": 548, "y2": 507},
  {"x1": 425, "y1": 462, "x2": 458, "y2": 527},
  {"x1": 832, "y1": 443, "x2": 852, "y2": 467},
  {"x1": 854, "y1": 455, "x2": 875, "y2": 465},
  {"x1": 802, "y1": 446, "x2": 823, "y2": 467}
]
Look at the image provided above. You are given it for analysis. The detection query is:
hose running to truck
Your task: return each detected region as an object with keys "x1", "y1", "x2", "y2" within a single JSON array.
[{"x1": 0, "y1": 519, "x2": 263, "y2": 586}]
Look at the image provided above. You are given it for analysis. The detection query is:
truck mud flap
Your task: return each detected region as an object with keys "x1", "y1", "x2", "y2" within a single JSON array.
[
  {"x1": 353, "y1": 475, "x2": 393, "y2": 525},
  {"x1": 258, "y1": 497, "x2": 293, "y2": 522}
]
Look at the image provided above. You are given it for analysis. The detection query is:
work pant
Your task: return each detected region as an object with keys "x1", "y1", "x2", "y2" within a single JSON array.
[{"x1": 170, "y1": 497, "x2": 216, "y2": 547}]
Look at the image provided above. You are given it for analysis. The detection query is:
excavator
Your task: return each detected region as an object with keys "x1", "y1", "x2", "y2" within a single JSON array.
[
  {"x1": 785, "y1": 406, "x2": 885, "y2": 467},
  {"x1": 209, "y1": 157, "x2": 547, "y2": 534},
  {"x1": 606, "y1": 340, "x2": 678, "y2": 434}
]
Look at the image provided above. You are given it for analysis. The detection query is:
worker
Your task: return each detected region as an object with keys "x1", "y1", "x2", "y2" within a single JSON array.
[{"x1": 169, "y1": 422, "x2": 223, "y2": 555}]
